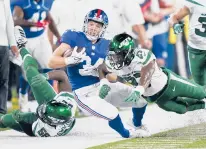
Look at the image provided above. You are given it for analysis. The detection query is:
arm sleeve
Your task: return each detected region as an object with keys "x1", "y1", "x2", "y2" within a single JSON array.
[
  {"x1": 4, "y1": 0, "x2": 17, "y2": 46},
  {"x1": 135, "y1": 48, "x2": 156, "y2": 66},
  {"x1": 123, "y1": 0, "x2": 145, "y2": 26},
  {"x1": 61, "y1": 29, "x2": 77, "y2": 47}
]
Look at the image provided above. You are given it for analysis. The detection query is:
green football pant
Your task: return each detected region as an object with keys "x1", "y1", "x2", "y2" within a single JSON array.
[
  {"x1": 188, "y1": 46, "x2": 206, "y2": 85},
  {"x1": 0, "y1": 111, "x2": 37, "y2": 136},
  {"x1": 150, "y1": 68, "x2": 206, "y2": 114},
  {"x1": 20, "y1": 48, "x2": 56, "y2": 104}
]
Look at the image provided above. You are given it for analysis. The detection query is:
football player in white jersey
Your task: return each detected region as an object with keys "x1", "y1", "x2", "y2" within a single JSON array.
[
  {"x1": 99, "y1": 33, "x2": 206, "y2": 115},
  {"x1": 168, "y1": 0, "x2": 206, "y2": 85},
  {"x1": 0, "y1": 26, "x2": 76, "y2": 137}
]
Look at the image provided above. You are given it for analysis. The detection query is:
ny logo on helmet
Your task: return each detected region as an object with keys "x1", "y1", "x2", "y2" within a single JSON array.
[
  {"x1": 119, "y1": 37, "x2": 132, "y2": 48},
  {"x1": 94, "y1": 13, "x2": 103, "y2": 22}
]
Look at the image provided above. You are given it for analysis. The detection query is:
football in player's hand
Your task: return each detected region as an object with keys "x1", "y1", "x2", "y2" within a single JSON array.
[{"x1": 63, "y1": 47, "x2": 85, "y2": 57}]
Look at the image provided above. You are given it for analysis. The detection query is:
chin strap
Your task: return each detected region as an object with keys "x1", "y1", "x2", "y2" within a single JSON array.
[{"x1": 86, "y1": 33, "x2": 99, "y2": 41}]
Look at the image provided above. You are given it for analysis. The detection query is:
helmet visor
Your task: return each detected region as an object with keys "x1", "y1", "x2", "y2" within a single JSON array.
[{"x1": 107, "y1": 51, "x2": 125, "y2": 70}]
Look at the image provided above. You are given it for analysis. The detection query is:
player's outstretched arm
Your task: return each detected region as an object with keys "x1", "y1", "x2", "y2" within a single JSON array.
[
  {"x1": 46, "y1": 70, "x2": 72, "y2": 92},
  {"x1": 139, "y1": 60, "x2": 155, "y2": 89},
  {"x1": 168, "y1": 6, "x2": 190, "y2": 27}
]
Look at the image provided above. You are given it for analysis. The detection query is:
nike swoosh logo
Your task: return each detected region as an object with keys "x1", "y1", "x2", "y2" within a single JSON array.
[{"x1": 172, "y1": 86, "x2": 176, "y2": 92}]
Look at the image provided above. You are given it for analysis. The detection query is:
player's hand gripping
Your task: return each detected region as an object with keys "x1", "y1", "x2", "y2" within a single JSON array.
[
  {"x1": 124, "y1": 86, "x2": 145, "y2": 103},
  {"x1": 99, "y1": 78, "x2": 111, "y2": 99},
  {"x1": 64, "y1": 46, "x2": 86, "y2": 65},
  {"x1": 173, "y1": 22, "x2": 184, "y2": 34}
]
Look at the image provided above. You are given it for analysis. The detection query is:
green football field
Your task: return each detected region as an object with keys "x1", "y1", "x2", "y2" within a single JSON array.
[{"x1": 89, "y1": 123, "x2": 206, "y2": 149}]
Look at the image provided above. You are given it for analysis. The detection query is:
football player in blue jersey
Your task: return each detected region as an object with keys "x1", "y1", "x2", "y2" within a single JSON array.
[
  {"x1": 10, "y1": 0, "x2": 61, "y2": 112},
  {"x1": 48, "y1": 9, "x2": 149, "y2": 138}
]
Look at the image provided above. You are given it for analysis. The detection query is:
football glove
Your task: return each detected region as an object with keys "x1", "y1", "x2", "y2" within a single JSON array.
[
  {"x1": 64, "y1": 46, "x2": 86, "y2": 65},
  {"x1": 173, "y1": 22, "x2": 184, "y2": 34},
  {"x1": 99, "y1": 79, "x2": 111, "y2": 99},
  {"x1": 124, "y1": 86, "x2": 145, "y2": 103}
]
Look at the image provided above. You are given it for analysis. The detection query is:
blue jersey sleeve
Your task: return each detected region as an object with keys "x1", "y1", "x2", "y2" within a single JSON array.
[
  {"x1": 44, "y1": 0, "x2": 55, "y2": 10},
  {"x1": 10, "y1": 0, "x2": 25, "y2": 10},
  {"x1": 61, "y1": 30, "x2": 78, "y2": 47}
]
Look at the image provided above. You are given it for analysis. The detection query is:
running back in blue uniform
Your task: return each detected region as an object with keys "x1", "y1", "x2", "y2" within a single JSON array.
[
  {"x1": 49, "y1": 9, "x2": 148, "y2": 139},
  {"x1": 10, "y1": 0, "x2": 54, "y2": 38},
  {"x1": 61, "y1": 30, "x2": 110, "y2": 90}
]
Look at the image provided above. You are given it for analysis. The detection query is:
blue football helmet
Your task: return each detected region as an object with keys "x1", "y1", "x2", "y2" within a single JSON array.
[{"x1": 83, "y1": 9, "x2": 109, "y2": 41}]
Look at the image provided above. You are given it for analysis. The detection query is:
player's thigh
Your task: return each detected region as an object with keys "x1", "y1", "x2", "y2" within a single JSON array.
[
  {"x1": 74, "y1": 87, "x2": 118, "y2": 120},
  {"x1": 105, "y1": 82, "x2": 147, "y2": 108},
  {"x1": 169, "y1": 70, "x2": 205, "y2": 99}
]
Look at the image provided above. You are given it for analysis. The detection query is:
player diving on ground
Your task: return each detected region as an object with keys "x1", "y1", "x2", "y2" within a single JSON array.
[
  {"x1": 99, "y1": 33, "x2": 206, "y2": 114},
  {"x1": 0, "y1": 26, "x2": 76, "y2": 137}
]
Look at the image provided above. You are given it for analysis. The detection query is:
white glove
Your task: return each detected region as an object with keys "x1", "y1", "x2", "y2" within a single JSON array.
[
  {"x1": 79, "y1": 65, "x2": 99, "y2": 77},
  {"x1": 64, "y1": 46, "x2": 86, "y2": 65}
]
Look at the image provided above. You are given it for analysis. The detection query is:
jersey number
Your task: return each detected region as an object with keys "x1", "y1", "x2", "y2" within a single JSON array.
[
  {"x1": 37, "y1": 128, "x2": 50, "y2": 137},
  {"x1": 79, "y1": 56, "x2": 103, "y2": 76},
  {"x1": 195, "y1": 17, "x2": 206, "y2": 37},
  {"x1": 28, "y1": 11, "x2": 47, "y2": 32}
]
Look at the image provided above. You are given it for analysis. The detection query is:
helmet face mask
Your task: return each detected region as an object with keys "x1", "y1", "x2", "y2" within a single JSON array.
[
  {"x1": 37, "y1": 99, "x2": 73, "y2": 126},
  {"x1": 83, "y1": 9, "x2": 108, "y2": 41},
  {"x1": 108, "y1": 33, "x2": 135, "y2": 70}
]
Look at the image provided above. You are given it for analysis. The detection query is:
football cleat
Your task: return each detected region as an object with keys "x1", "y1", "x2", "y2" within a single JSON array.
[
  {"x1": 127, "y1": 118, "x2": 151, "y2": 137},
  {"x1": 14, "y1": 26, "x2": 27, "y2": 49},
  {"x1": 129, "y1": 128, "x2": 150, "y2": 138}
]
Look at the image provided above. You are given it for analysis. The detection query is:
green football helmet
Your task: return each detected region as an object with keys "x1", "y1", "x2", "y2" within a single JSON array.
[
  {"x1": 37, "y1": 94, "x2": 74, "y2": 126},
  {"x1": 108, "y1": 33, "x2": 135, "y2": 70}
]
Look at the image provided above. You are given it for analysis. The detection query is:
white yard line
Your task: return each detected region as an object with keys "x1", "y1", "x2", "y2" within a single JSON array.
[{"x1": 1, "y1": 104, "x2": 206, "y2": 149}]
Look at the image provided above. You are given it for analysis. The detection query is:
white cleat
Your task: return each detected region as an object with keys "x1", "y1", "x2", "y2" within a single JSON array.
[
  {"x1": 14, "y1": 26, "x2": 27, "y2": 49},
  {"x1": 127, "y1": 118, "x2": 151, "y2": 137},
  {"x1": 19, "y1": 93, "x2": 30, "y2": 112},
  {"x1": 129, "y1": 128, "x2": 150, "y2": 138}
]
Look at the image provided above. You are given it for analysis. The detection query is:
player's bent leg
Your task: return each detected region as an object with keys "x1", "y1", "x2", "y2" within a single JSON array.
[
  {"x1": 20, "y1": 48, "x2": 56, "y2": 104},
  {"x1": 156, "y1": 98, "x2": 188, "y2": 114},
  {"x1": 183, "y1": 98, "x2": 205, "y2": 112},
  {"x1": 0, "y1": 113, "x2": 23, "y2": 132},
  {"x1": 74, "y1": 87, "x2": 133, "y2": 138},
  {"x1": 188, "y1": 46, "x2": 206, "y2": 85},
  {"x1": 100, "y1": 82, "x2": 150, "y2": 137}
]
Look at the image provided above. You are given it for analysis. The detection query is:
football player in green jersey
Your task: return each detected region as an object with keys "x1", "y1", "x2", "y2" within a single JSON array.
[
  {"x1": 168, "y1": 0, "x2": 206, "y2": 85},
  {"x1": 99, "y1": 33, "x2": 206, "y2": 116},
  {"x1": 0, "y1": 26, "x2": 76, "y2": 137}
]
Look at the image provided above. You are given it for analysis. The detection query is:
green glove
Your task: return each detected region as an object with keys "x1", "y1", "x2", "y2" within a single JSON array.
[
  {"x1": 173, "y1": 23, "x2": 184, "y2": 34},
  {"x1": 124, "y1": 86, "x2": 145, "y2": 103},
  {"x1": 124, "y1": 90, "x2": 140, "y2": 102},
  {"x1": 99, "y1": 79, "x2": 111, "y2": 99},
  {"x1": 99, "y1": 84, "x2": 111, "y2": 99},
  {"x1": 31, "y1": 73, "x2": 49, "y2": 87}
]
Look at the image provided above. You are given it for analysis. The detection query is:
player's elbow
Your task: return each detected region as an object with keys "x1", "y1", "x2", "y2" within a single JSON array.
[{"x1": 48, "y1": 57, "x2": 56, "y2": 68}]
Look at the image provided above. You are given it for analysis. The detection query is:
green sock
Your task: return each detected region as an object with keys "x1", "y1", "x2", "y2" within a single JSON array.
[{"x1": 20, "y1": 47, "x2": 30, "y2": 59}]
